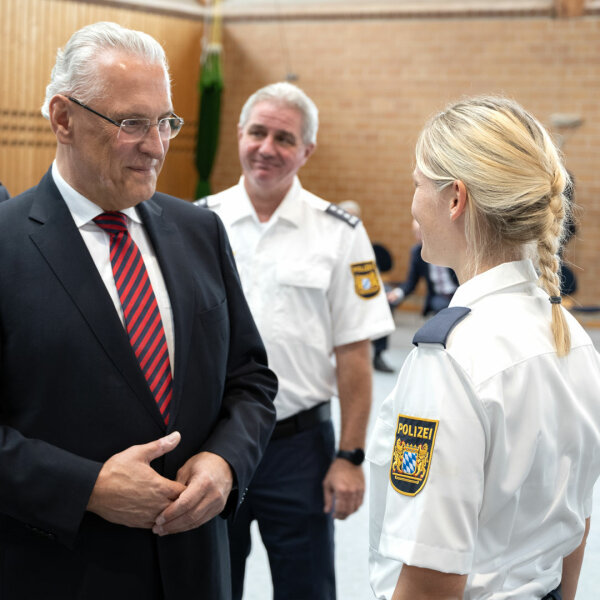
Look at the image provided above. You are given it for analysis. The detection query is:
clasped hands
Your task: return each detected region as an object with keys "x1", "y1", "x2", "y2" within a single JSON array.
[{"x1": 86, "y1": 431, "x2": 233, "y2": 536}]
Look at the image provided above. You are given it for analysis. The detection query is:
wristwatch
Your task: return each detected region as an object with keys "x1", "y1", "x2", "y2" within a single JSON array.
[{"x1": 336, "y1": 448, "x2": 365, "y2": 466}]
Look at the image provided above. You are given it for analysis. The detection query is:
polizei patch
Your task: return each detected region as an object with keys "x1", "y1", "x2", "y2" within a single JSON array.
[
  {"x1": 390, "y1": 414, "x2": 439, "y2": 496},
  {"x1": 350, "y1": 261, "x2": 381, "y2": 299}
]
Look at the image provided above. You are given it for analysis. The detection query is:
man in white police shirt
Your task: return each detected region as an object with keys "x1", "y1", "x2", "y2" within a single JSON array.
[{"x1": 196, "y1": 82, "x2": 395, "y2": 599}]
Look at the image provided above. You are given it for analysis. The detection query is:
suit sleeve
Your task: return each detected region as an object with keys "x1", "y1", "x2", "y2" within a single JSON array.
[
  {"x1": 0, "y1": 417, "x2": 102, "y2": 548},
  {"x1": 400, "y1": 244, "x2": 424, "y2": 297},
  {"x1": 0, "y1": 192, "x2": 107, "y2": 548},
  {"x1": 0, "y1": 183, "x2": 10, "y2": 202},
  {"x1": 198, "y1": 213, "x2": 277, "y2": 514}
]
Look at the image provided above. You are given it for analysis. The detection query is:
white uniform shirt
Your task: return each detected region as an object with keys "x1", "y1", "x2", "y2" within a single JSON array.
[
  {"x1": 205, "y1": 177, "x2": 395, "y2": 420},
  {"x1": 368, "y1": 260, "x2": 600, "y2": 599}
]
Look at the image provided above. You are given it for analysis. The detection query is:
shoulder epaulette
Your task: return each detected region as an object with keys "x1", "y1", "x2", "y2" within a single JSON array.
[
  {"x1": 325, "y1": 203, "x2": 360, "y2": 228},
  {"x1": 412, "y1": 307, "x2": 471, "y2": 348},
  {"x1": 194, "y1": 197, "x2": 209, "y2": 208}
]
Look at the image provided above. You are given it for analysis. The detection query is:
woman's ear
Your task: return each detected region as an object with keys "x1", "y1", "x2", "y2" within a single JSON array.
[{"x1": 449, "y1": 179, "x2": 468, "y2": 222}]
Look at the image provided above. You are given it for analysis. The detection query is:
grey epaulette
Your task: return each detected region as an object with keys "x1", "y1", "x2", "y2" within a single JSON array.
[
  {"x1": 412, "y1": 307, "x2": 471, "y2": 348},
  {"x1": 194, "y1": 197, "x2": 209, "y2": 208},
  {"x1": 325, "y1": 203, "x2": 360, "y2": 228}
]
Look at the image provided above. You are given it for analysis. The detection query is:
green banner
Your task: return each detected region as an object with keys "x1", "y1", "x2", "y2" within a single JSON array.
[{"x1": 195, "y1": 45, "x2": 224, "y2": 199}]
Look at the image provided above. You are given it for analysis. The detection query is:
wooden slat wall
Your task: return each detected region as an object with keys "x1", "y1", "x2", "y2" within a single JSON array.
[{"x1": 0, "y1": 0, "x2": 203, "y2": 200}]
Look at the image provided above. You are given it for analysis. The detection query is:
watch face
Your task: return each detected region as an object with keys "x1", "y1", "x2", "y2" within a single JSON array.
[{"x1": 353, "y1": 448, "x2": 365, "y2": 465}]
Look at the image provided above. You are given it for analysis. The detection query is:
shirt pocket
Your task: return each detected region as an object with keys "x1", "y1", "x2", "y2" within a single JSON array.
[
  {"x1": 276, "y1": 261, "x2": 331, "y2": 290},
  {"x1": 273, "y1": 260, "x2": 332, "y2": 347}
]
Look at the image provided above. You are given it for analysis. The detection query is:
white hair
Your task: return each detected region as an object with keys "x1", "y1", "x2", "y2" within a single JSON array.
[
  {"x1": 41, "y1": 22, "x2": 170, "y2": 119},
  {"x1": 238, "y1": 82, "x2": 319, "y2": 146}
]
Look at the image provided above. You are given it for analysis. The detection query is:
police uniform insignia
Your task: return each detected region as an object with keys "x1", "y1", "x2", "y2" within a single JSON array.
[
  {"x1": 412, "y1": 307, "x2": 471, "y2": 348},
  {"x1": 351, "y1": 261, "x2": 381, "y2": 299},
  {"x1": 325, "y1": 203, "x2": 360, "y2": 228},
  {"x1": 390, "y1": 414, "x2": 438, "y2": 496}
]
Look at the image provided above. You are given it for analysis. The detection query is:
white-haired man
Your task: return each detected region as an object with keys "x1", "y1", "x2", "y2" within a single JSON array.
[
  {"x1": 0, "y1": 22, "x2": 277, "y2": 599},
  {"x1": 197, "y1": 82, "x2": 394, "y2": 599}
]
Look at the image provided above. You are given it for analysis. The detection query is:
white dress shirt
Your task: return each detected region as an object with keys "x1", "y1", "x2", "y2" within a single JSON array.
[{"x1": 51, "y1": 162, "x2": 175, "y2": 369}]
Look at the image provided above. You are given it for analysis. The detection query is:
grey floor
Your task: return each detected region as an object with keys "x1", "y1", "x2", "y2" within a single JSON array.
[{"x1": 242, "y1": 311, "x2": 600, "y2": 599}]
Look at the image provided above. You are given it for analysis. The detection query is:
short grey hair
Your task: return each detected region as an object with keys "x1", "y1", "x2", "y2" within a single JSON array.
[
  {"x1": 41, "y1": 21, "x2": 170, "y2": 119},
  {"x1": 238, "y1": 82, "x2": 319, "y2": 146}
]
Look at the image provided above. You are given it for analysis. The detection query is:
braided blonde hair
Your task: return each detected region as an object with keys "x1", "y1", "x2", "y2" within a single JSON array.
[{"x1": 415, "y1": 96, "x2": 572, "y2": 356}]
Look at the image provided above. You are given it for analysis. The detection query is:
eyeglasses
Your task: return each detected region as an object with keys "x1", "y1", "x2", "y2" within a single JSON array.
[{"x1": 67, "y1": 96, "x2": 184, "y2": 141}]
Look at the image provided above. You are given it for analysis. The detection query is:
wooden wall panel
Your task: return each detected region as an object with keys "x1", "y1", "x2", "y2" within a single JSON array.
[{"x1": 0, "y1": 0, "x2": 203, "y2": 200}]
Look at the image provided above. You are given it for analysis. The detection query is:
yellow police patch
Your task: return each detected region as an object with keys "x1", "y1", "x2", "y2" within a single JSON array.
[
  {"x1": 350, "y1": 261, "x2": 381, "y2": 299},
  {"x1": 390, "y1": 414, "x2": 438, "y2": 496}
]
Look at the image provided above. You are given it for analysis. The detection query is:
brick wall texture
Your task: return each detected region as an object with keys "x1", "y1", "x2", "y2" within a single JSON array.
[{"x1": 211, "y1": 14, "x2": 600, "y2": 307}]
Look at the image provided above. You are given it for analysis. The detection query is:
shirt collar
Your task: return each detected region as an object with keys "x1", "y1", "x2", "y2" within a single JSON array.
[
  {"x1": 225, "y1": 177, "x2": 259, "y2": 226},
  {"x1": 51, "y1": 161, "x2": 141, "y2": 228},
  {"x1": 450, "y1": 259, "x2": 539, "y2": 308},
  {"x1": 231, "y1": 175, "x2": 304, "y2": 228},
  {"x1": 271, "y1": 176, "x2": 304, "y2": 226}
]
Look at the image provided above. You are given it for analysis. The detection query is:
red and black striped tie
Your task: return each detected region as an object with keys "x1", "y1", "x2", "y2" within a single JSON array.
[{"x1": 94, "y1": 212, "x2": 173, "y2": 424}]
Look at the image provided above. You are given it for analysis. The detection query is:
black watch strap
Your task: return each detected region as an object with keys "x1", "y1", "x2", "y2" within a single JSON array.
[{"x1": 336, "y1": 448, "x2": 365, "y2": 466}]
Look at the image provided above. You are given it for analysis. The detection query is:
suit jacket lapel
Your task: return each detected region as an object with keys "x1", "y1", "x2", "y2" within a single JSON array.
[
  {"x1": 138, "y1": 198, "x2": 195, "y2": 428},
  {"x1": 28, "y1": 171, "x2": 167, "y2": 431}
]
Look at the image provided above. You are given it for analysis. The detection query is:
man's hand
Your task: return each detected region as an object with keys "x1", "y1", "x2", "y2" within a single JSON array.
[
  {"x1": 152, "y1": 451, "x2": 234, "y2": 536},
  {"x1": 87, "y1": 431, "x2": 185, "y2": 528},
  {"x1": 322, "y1": 458, "x2": 365, "y2": 520},
  {"x1": 387, "y1": 287, "x2": 405, "y2": 306}
]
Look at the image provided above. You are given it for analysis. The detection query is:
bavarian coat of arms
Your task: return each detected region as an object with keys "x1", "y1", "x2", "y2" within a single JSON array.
[{"x1": 390, "y1": 413, "x2": 439, "y2": 496}]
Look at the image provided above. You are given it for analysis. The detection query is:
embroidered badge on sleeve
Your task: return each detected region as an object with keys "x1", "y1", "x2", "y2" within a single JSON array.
[
  {"x1": 390, "y1": 414, "x2": 439, "y2": 496},
  {"x1": 350, "y1": 261, "x2": 381, "y2": 299}
]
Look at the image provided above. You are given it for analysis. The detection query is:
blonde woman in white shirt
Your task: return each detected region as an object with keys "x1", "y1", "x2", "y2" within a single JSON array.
[{"x1": 368, "y1": 96, "x2": 600, "y2": 600}]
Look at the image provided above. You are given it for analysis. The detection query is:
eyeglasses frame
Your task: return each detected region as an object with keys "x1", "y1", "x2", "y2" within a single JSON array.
[{"x1": 66, "y1": 96, "x2": 184, "y2": 140}]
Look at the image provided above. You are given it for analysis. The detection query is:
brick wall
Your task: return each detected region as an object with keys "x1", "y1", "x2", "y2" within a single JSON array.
[
  {"x1": 2, "y1": 2, "x2": 598, "y2": 306},
  {"x1": 211, "y1": 13, "x2": 600, "y2": 306}
]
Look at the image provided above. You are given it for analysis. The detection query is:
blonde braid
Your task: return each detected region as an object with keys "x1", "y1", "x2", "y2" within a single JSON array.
[{"x1": 537, "y1": 165, "x2": 571, "y2": 356}]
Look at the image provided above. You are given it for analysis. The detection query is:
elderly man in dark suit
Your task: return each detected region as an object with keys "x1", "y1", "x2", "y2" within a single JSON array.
[{"x1": 0, "y1": 22, "x2": 277, "y2": 600}]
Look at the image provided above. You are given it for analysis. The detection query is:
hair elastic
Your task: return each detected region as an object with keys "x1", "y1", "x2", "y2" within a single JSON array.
[{"x1": 549, "y1": 296, "x2": 562, "y2": 304}]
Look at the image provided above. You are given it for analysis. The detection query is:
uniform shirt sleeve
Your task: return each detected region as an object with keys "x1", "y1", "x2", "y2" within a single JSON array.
[
  {"x1": 368, "y1": 345, "x2": 488, "y2": 596},
  {"x1": 328, "y1": 222, "x2": 395, "y2": 348}
]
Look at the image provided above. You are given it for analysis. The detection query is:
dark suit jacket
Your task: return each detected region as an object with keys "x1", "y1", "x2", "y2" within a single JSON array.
[
  {"x1": 0, "y1": 170, "x2": 277, "y2": 599},
  {"x1": 400, "y1": 243, "x2": 458, "y2": 316},
  {"x1": 0, "y1": 182, "x2": 10, "y2": 202}
]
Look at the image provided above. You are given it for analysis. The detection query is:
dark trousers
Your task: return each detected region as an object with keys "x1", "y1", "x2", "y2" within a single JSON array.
[
  {"x1": 228, "y1": 420, "x2": 336, "y2": 600},
  {"x1": 372, "y1": 336, "x2": 388, "y2": 354},
  {"x1": 542, "y1": 584, "x2": 562, "y2": 600}
]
